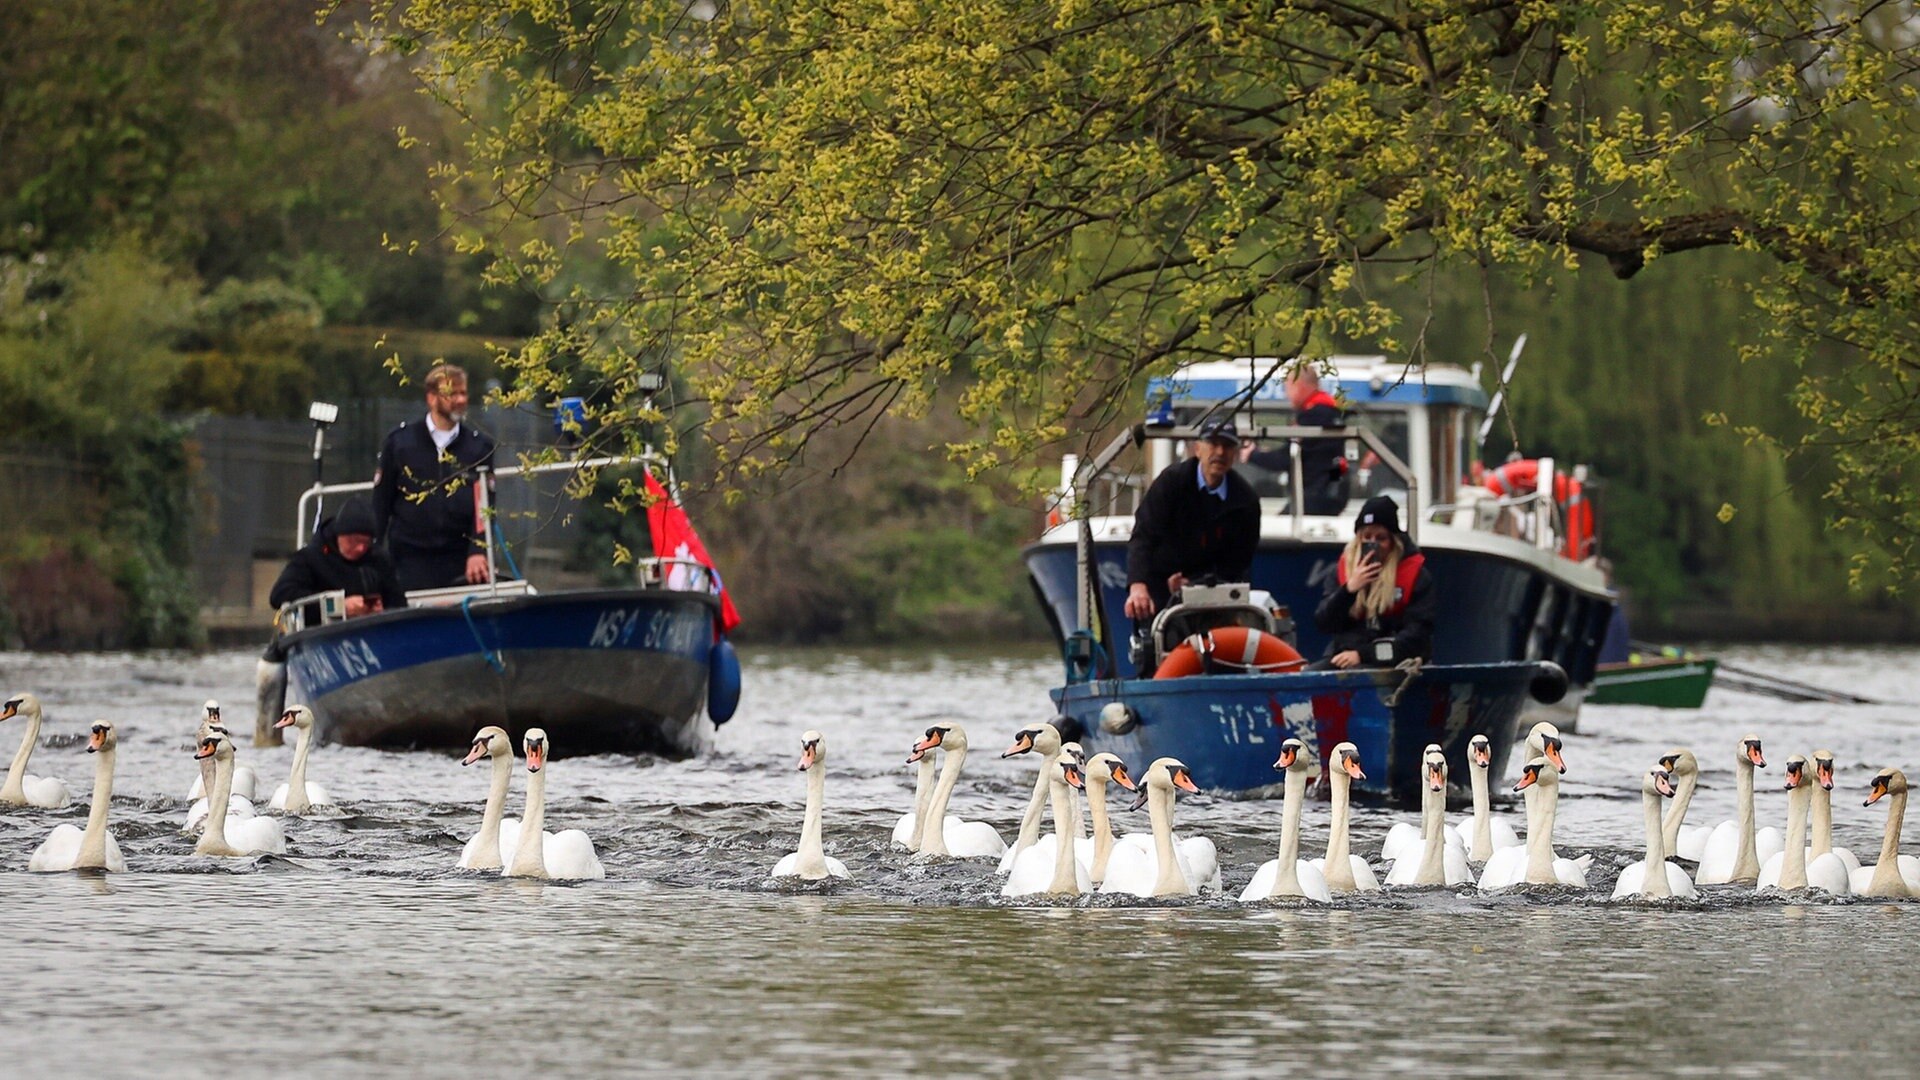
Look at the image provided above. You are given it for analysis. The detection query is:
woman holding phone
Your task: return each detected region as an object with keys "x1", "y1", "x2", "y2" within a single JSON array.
[{"x1": 1313, "y1": 496, "x2": 1437, "y2": 669}]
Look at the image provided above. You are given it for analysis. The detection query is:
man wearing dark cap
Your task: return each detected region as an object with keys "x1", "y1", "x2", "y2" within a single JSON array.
[
  {"x1": 1313, "y1": 495, "x2": 1436, "y2": 668},
  {"x1": 269, "y1": 495, "x2": 407, "y2": 619},
  {"x1": 1123, "y1": 416, "x2": 1263, "y2": 620}
]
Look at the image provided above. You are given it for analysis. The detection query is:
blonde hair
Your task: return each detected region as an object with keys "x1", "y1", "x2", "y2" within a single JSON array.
[
  {"x1": 425, "y1": 362, "x2": 468, "y2": 395},
  {"x1": 1341, "y1": 533, "x2": 1402, "y2": 621}
]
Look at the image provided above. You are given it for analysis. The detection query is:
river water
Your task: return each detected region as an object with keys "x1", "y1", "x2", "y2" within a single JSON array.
[{"x1": 2, "y1": 643, "x2": 1919, "y2": 1077}]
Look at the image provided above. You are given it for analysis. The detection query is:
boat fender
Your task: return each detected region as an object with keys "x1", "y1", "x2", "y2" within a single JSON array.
[
  {"x1": 1529, "y1": 661, "x2": 1569, "y2": 705},
  {"x1": 1099, "y1": 701, "x2": 1138, "y2": 735},
  {"x1": 1052, "y1": 713, "x2": 1086, "y2": 744},
  {"x1": 708, "y1": 637, "x2": 743, "y2": 724}
]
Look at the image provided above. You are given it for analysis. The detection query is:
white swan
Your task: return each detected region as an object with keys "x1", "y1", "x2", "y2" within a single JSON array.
[
  {"x1": 1758, "y1": 755, "x2": 1850, "y2": 895},
  {"x1": 770, "y1": 730, "x2": 850, "y2": 881},
  {"x1": 505, "y1": 728, "x2": 606, "y2": 881},
  {"x1": 458, "y1": 726, "x2": 522, "y2": 870},
  {"x1": 192, "y1": 731, "x2": 287, "y2": 857},
  {"x1": 187, "y1": 700, "x2": 258, "y2": 802},
  {"x1": 996, "y1": 721, "x2": 1065, "y2": 873},
  {"x1": 1003, "y1": 758, "x2": 1093, "y2": 897},
  {"x1": 1099, "y1": 758, "x2": 1211, "y2": 898},
  {"x1": 29, "y1": 722, "x2": 127, "y2": 873},
  {"x1": 1386, "y1": 747, "x2": 1471, "y2": 886},
  {"x1": 1696, "y1": 735, "x2": 1778, "y2": 885},
  {"x1": 907, "y1": 724, "x2": 1007, "y2": 859},
  {"x1": 1384, "y1": 742, "x2": 1465, "y2": 866},
  {"x1": 185, "y1": 722, "x2": 258, "y2": 831},
  {"x1": 1850, "y1": 768, "x2": 1920, "y2": 897},
  {"x1": 1239, "y1": 738, "x2": 1332, "y2": 902},
  {"x1": 1307, "y1": 741, "x2": 1380, "y2": 893},
  {"x1": 1659, "y1": 748, "x2": 1712, "y2": 861},
  {"x1": 1477, "y1": 757, "x2": 1587, "y2": 889},
  {"x1": 267, "y1": 705, "x2": 334, "y2": 814},
  {"x1": 0, "y1": 692, "x2": 72, "y2": 808},
  {"x1": 891, "y1": 745, "x2": 944, "y2": 850},
  {"x1": 1612, "y1": 765, "x2": 1696, "y2": 900},
  {"x1": 1808, "y1": 749, "x2": 1861, "y2": 877},
  {"x1": 1451, "y1": 733, "x2": 1521, "y2": 862}
]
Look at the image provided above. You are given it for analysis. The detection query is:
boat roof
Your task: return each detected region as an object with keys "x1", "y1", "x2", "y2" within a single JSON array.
[{"x1": 1147, "y1": 355, "x2": 1490, "y2": 410}]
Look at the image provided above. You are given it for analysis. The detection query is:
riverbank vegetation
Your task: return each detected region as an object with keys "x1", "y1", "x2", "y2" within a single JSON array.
[{"x1": 6, "y1": 1, "x2": 1920, "y2": 646}]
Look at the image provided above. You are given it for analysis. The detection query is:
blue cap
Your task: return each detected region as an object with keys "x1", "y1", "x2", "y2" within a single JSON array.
[{"x1": 1196, "y1": 416, "x2": 1241, "y2": 447}]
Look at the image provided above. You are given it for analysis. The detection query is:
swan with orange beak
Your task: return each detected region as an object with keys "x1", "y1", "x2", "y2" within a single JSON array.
[
  {"x1": 1307, "y1": 742, "x2": 1380, "y2": 893},
  {"x1": 1099, "y1": 758, "x2": 1218, "y2": 897},
  {"x1": 771, "y1": 731, "x2": 851, "y2": 881}
]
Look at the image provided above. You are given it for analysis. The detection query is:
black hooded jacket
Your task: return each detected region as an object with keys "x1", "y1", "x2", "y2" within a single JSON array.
[
  {"x1": 268, "y1": 512, "x2": 408, "y2": 614},
  {"x1": 1125, "y1": 458, "x2": 1262, "y2": 609}
]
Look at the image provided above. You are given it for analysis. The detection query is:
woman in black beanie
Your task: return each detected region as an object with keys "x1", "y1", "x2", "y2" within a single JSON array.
[{"x1": 1313, "y1": 495, "x2": 1436, "y2": 668}]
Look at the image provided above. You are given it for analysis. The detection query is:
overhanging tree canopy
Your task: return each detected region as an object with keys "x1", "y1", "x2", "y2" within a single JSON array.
[{"x1": 354, "y1": 0, "x2": 1920, "y2": 578}]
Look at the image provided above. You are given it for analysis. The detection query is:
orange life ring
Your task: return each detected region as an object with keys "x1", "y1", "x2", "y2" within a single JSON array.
[
  {"x1": 1485, "y1": 460, "x2": 1596, "y2": 562},
  {"x1": 1154, "y1": 626, "x2": 1304, "y2": 678}
]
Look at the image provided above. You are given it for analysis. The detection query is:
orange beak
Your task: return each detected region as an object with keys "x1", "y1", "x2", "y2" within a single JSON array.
[
  {"x1": 1110, "y1": 764, "x2": 1137, "y2": 791},
  {"x1": 1514, "y1": 768, "x2": 1539, "y2": 792},
  {"x1": 1342, "y1": 755, "x2": 1365, "y2": 780},
  {"x1": 1816, "y1": 761, "x2": 1835, "y2": 790},
  {"x1": 275, "y1": 710, "x2": 297, "y2": 730},
  {"x1": 193, "y1": 740, "x2": 216, "y2": 760},
  {"x1": 1171, "y1": 769, "x2": 1200, "y2": 794},
  {"x1": 1867, "y1": 783, "x2": 1888, "y2": 806},
  {"x1": 1001, "y1": 732, "x2": 1035, "y2": 758},
  {"x1": 1655, "y1": 772, "x2": 1675, "y2": 797},
  {"x1": 1544, "y1": 741, "x2": 1566, "y2": 774},
  {"x1": 1747, "y1": 744, "x2": 1766, "y2": 768},
  {"x1": 1272, "y1": 745, "x2": 1297, "y2": 771},
  {"x1": 462, "y1": 741, "x2": 488, "y2": 766},
  {"x1": 0, "y1": 703, "x2": 16, "y2": 721},
  {"x1": 1471, "y1": 743, "x2": 1491, "y2": 768},
  {"x1": 797, "y1": 742, "x2": 817, "y2": 771},
  {"x1": 1063, "y1": 763, "x2": 1085, "y2": 790},
  {"x1": 526, "y1": 742, "x2": 547, "y2": 773},
  {"x1": 87, "y1": 729, "x2": 107, "y2": 753},
  {"x1": 1427, "y1": 763, "x2": 1445, "y2": 792}
]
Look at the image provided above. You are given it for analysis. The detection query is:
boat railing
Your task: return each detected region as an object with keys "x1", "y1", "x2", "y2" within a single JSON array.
[
  {"x1": 276, "y1": 589, "x2": 348, "y2": 634},
  {"x1": 1424, "y1": 483, "x2": 1565, "y2": 553},
  {"x1": 293, "y1": 453, "x2": 671, "y2": 600},
  {"x1": 637, "y1": 556, "x2": 714, "y2": 593}
]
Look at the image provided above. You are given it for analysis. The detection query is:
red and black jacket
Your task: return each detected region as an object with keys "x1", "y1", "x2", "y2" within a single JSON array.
[{"x1": 1315, "y1": 541, "x2": 1436, "y2": 662}]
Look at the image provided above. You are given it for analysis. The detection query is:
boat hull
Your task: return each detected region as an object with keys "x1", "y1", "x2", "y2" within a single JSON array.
[
  {"x1": 1026, "y1": 537, "x2": 1614, "y2": 689},
  {"x1": 1051, "y1": 663, "x2": 1548, "y2": 805},
  {"x1": 281, "y1": 589, "x2": 719, "y2": 757},
  {"x1": 1588, "y1": 657, "x2": 1716, "y2": 709}
]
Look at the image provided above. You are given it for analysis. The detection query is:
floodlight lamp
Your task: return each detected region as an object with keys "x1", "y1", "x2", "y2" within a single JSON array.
[
  {"x1": 309, "y1": 401, "x2": 340, "y2": 426},
  {"x1": 637, "y1": 371, "x2": 667, "y2": 393}
]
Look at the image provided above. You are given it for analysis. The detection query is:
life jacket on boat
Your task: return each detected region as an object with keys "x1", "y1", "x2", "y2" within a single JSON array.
[
  {"x1": 1483, "y1": 460, "x2": 1595, "y2": 561},
  {"x1": 1335, "y1": 551, "x2": 1427, "y2": 620},
  {"x1": 1154, "y1": 626, "x2": 1304, "y2": 679}
]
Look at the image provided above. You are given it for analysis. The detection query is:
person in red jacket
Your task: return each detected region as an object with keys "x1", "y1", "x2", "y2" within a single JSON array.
[
  {"x1": 1247, "y1": 365, "x2": 1348, "y2": 514},
  {"x1": 1313, "y1": 495, "x2": 1436, "y2": 668}
]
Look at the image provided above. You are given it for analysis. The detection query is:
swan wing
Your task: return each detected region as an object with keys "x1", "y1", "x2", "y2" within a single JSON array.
[
  {"x1": 1001, "y1": 840, "x2": 1059, "y2": 897},
  {"x1": 1674, "y1": 823, "x2": 1713, "y2": 862},
  {"x1": 28, "y1": 824, "x2": 85, "y2": 872},
  {"x1": 771, "y1": 852, "x2": 801, "y2": 878},
  {"x1": 1490, "y1": 819, "x2": 1522, "y2": 850},
  {"x1": 1899, "y1": 854, "x2": 1920, "y2": 890},
  {"x1": 1551, "y1": 857, "x2": 1588, "y2": 888},
  {"x1": 1663, "y1": 861, "x2": 1697, "y2": 898},
  {"x1": 1443, "y1": 844, "x2": 1471, "y2": 886},
  {"x1": 269, "y1": 784, "x2": 291, "y2": 812},
  {"x1": 1476, "y1": 846, "x2": 1525, "y2": 891},
  {"x1": 1754, "y1": 827, "x2": 1784, "y2": 864},
  {"x1": 1238, "y1": 859, "x2": 1280, "y2": 902},
  {"x1": 233, "y1": 816, "x2": 287, "y2": 855},
  {"x1": 1806, "y1": 852, "x2": 1852, "y2": 896},
  {"x1": 1299, "y1": 860, "x2": 1333, "y2": 902},
  {"x1": 943, "y1": 819, "x2": 1007, "y2": 859},
  {"x1": 104, "y1": 833, "x2": 127, "y2": 873},
  {"x1": 1756, "y1": 851, "x2": 1784, "y2": 890},
  {"x1": 1610, "y1": 860, "x2": 1647, "y2": 900},
  {"x1": 1830, "y1": 846, "x2": 1862, "y2": 874},
  {"x1": 303, "y1": 781, "x2": 333, "y2": 808},
  {"x1": 826, "y1": 856, "x2": 852, "y2": 880},
  {"x1": 188, "y1": 774, "x2": 206, "y2": 800},
  {"x1": 1695, "y1": 821, "x2": 1742, "y2": 884},
  {"x1": 1380, "y1": 822, "x2": 1421, "y2": 864},
  {"x1": 24, "y1": 774, "x2": 70, "y2": 809},
  {"x1": 544, "y1": 829, "x2": 606, "y2": 881},
  {"x1": 1095, "y1": 844, "x2": 1156, "y2": 898},
  {"x1": 1178, "y1": 836, "x2": 1221, "y2": 893},
  {"x1": 1348, "y1": 855, "x2": 1381, "y2": 892},
  {"x1": 891, "y1": 812, "x2": 918, "y2": 848}
]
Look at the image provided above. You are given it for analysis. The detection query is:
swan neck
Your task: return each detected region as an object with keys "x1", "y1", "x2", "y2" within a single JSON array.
[
  {"x1": 1810, "y1": 781, "x2": 1833, "y2": 857},
  {"x1": 1733, "y1": 757, "x2": 1760, "y2": 880},
  {"x1": 201, "y1": 752, "x2": 236, "y2": 853},
  {"x1": 1525, "y1": 781, "x2": 1558, "y2": 882},
  {"x1": 79, "y1": 744, "x2": 115, "y2": 867},
  {"x1": 1416, "y1": 778, "x2": 1446, "y2": 884},
  {"x1": 793, "y1": 760, "x2": 828, "y2": 878},
  {"x1": 1879, "y1": 789, "x2": 1907, "y2": 869},
  {"x1": 473, "y1": 751, "x2": 512, "y2": 866},
  {"x1": 2, "y1": 705, "x2": 41, "y2": 801},
  {"x1": 509, "y1": 763, "x2": 550, "y2": 876},
  {"x1": 1048, "y1": 775, "x2": 1080, "y2": 894},
  {"x1": 907, "y1": 755, "x2": 937, "y2": 851},
  {"x1": 1469, "y1": 758, "x2": 1492, "y2": 860},
  {"x1": 1014, "y1": 750, "x2": 1055, "y2": 850},
  {"x1": 1662, "y1": 770, "x2": 1696, "y2": 853},
  {"x1": 920, "y1": 746, "x2": 966, "y2": 857},
  {"x1": 285, "y1": 725, "x2": 314, "y2": 811},
  {"x1": 1087, "y1": 775, "x2": 1114, "y2": 881},
  {"x1": 1325, "y1": 769, "x2": 1355, "y2": 890},
  {"x1": 1275, "y1": 767, "x2": 1304, "y2": 889},
  {"x1": 1149, "y1": 785, "x2": 1184, "y2": 896},
  {"x1": 1641, "y1": 788, "x2": 1670, "y2": 897},
  {"x1": 1782, "y1": 783, "x2": 1810, "y2": 887}
]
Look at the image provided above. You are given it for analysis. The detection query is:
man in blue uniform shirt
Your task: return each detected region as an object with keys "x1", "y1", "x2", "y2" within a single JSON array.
[{"x1": 372, "y1": 363, "x2": 499, "y2": 591}]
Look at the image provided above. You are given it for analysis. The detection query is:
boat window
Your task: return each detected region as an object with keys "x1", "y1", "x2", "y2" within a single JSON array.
[
  {"x1": 1428, "y1": 407, "x2": 1460, "y2": 507},
  {"x1": 1354, "y1": 410, "x2": 1410, "y2": 506}
]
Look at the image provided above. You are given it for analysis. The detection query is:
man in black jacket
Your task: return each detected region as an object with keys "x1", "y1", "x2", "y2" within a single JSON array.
[
  {"x1": 1123, "y1": 417, "x2": 1262, "y2": 620},
  {"x1": 268, "y1": 496, "x2": 406, "y2": 618},
  {"x1": 372, "y1": 362, "x2": 498, "y2": 591}
]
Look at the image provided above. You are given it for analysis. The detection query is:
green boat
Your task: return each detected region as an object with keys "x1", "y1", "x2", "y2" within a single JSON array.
[{"x1": 1587, "y1": 656, "x2": 1717, "y2": 708}]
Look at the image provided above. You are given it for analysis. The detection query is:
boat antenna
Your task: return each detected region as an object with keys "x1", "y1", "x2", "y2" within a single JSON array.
[{"x1": 1476, "y1": 333, "x2": 1527, "y2": 449}]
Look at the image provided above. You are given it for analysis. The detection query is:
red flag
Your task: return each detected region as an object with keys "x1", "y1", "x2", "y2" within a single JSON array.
[{"x1": 643, "y1": 473, "x2": 741, "y2": 634}]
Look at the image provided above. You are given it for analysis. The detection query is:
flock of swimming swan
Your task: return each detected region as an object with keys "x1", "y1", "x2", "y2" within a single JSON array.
[
  {"x1": 6, "y1": 684, "x2": 1917, "y2": 900},
  {"x1": 774, "y1": 717, "x2": 1920, "y2": 902},
  {"x1": 1, "y1": 692, "x2": 605, "y2": 880}
]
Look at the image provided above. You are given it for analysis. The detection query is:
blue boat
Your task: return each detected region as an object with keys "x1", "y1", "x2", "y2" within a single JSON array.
[
  {"x1": 267, "y1": 454, "x2": 742, "y2": 758},
  {"x1": 1053, "y1": 663, "x2": 1564, "y2": 804},
  {"x1": 1026, "y1": 355, "x2": 1617, "y2": 732}
]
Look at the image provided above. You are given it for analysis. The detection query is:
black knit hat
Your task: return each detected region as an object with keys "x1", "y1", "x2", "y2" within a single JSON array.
[
  {"x1": 332, "y1": 495, "x2": 377, "y2": 538},
  {"x1": 1355, "y1": 495, "x2": 1400, "y2": 534}
]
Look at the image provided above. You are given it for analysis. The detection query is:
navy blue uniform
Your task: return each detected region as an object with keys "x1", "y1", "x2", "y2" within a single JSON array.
[
  {"x1": 1125, "y1": 459, "x2": 1262, "y2": 611},
  {"x1": 372, "y1": 419, "x2": 497, "y2": 591}
]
